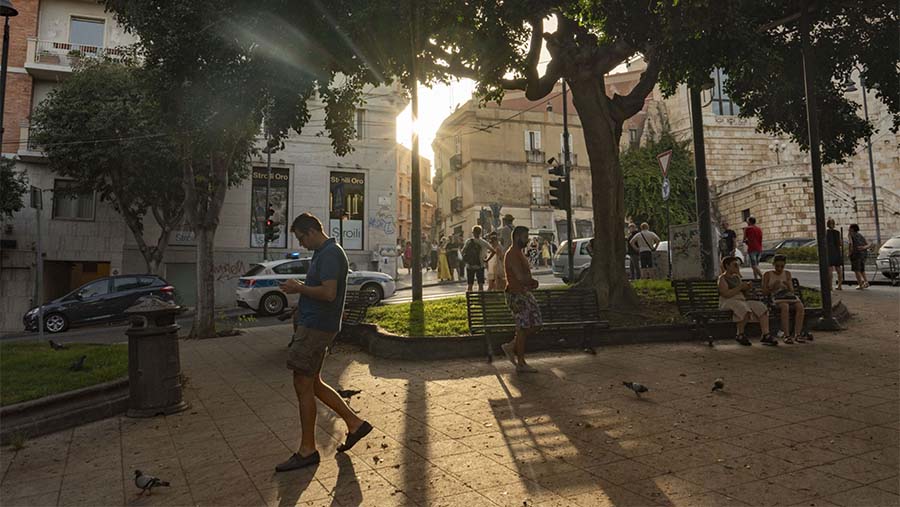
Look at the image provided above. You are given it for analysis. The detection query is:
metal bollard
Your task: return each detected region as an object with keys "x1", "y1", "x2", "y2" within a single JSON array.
[{"x1": 124, "y1": 296, "x2": 190, "y2": 417}]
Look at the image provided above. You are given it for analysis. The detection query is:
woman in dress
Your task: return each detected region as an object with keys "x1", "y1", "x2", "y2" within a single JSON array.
[
  {"x1": 825, "y1": 219, "x2": 843, "y2": 290},
  {"x1": 437, "y1": 237, "x2": 452, "y2": 281},
  {"x1": 762, "y1": 254, "x2": 809, "y2": 343},
  {"x1": 541, "y1": 240, "x2": 552, "y2": 267},
  {"x1": 718, "y1": 256, "x2": 777, "y2": 346},
  {"x1": 485, "y1": 232, "x2": 505, "y2": 290}
]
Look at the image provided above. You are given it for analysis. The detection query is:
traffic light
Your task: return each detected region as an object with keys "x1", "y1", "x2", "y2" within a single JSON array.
[
  {"x1": 264, "y1": 206, "x2": 279, "y2": 243},
  {"x1": 547, "y1": 159, "x2": 569, "y2": 210}
]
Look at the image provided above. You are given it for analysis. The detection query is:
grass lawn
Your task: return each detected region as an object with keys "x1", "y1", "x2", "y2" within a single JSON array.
[{"x1": 0, "y1": 341, "x2": 128, "y2": 406}]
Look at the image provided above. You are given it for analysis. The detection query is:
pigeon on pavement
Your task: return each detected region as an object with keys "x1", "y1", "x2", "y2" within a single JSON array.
[
  {"x1": 622, "y1": 381, "x2": 649, "y2": 397},
  {"x1": 69, "y1": 355, "x2": 87, "y2": 371},
  {"x1": 134, "y1": 470, "x2": 170, "y2": 495},
  {"x1": 337, "y1": 389, "x2": 362, "y2": 399},
  {"x1": 711, "y1": 378, "x2": 725, "y2": 392},
  {"x1": 49, "y1": 340, "x2": 68, "y2": 350}
]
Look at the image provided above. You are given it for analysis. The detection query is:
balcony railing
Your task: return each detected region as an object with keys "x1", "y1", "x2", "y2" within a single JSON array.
[
  {"x1": 526, "y1": 150, "x2": 545, "y2": 163},
  {"x1": 26, "y1": 38, "x2": 128, "y2": 76},
  {"x1": 17, "y1": 125, "x2": 44, "y2": 159},
  {"x1": 450, "y1": 196, "x2": 463, "y2": 214},
  {"x1": 557, "y1": 153, "x2": 578, "y2": 166},
  {"x1": 531, "y1": 194, "x2": 548, "y2": 206}
]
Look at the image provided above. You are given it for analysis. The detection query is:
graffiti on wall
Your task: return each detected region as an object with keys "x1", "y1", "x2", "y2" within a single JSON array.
[
  {"x1": 213, "y1": 259, "x2": 246, "y2": 281},
  {"x1": 368, "y1": 205, "x2": 396, "y2": 235}
]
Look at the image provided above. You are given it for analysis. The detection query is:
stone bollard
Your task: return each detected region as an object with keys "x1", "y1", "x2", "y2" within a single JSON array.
[{"x1": 124, "y1": 296, "x2": 190, "y2": 417}]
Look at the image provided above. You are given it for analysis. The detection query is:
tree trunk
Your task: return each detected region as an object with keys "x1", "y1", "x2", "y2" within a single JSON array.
[
  {"x1": 192, "y1": 226, "x2": 217, "y2": 338},
  {"x1": 568, "y1": 76, "x2": 639, "y2": 308}
]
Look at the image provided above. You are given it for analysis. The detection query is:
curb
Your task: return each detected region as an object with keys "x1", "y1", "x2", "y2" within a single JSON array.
[
  {"x1": 393, "y1": 269, "x2": 554, "y2": 291},
  {"x1": 0, "y1": 378, "x2": 129, "y2": 445},
  {"x1": 338, "y1": 321, "x2": 743, "y2": 361}
]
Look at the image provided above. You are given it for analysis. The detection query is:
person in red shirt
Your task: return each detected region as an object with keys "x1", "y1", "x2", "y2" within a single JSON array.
[
  {"x1": 743, "y1": 217, "x2": 764, "y2": 280},
  {"x1": 500, "y1": 226, "x2": 542, "y2": 373}
]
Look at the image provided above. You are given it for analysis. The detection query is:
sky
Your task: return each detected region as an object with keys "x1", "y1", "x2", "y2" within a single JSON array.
[{"x1": 395, "y1": 79, "x2": 477, "y2": 162}]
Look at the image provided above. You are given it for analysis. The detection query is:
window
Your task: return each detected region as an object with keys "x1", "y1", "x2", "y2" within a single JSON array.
[
  {"x1": 52, "y1": 180, "x2": 95, "y2": 220},
  {"x1": 454, "y1": 135, "x2": 462, "y2": 155},
  {"x1": 741, "y1": 208, "x2": 751, "y2": 222},
  {"x1": 78, "y1": 279, "x2": 109, "y2": 299},
  {"x1": 559, "y1": 132, "x2": 573, "y2": 155},
  {"x1": 141, "y1": 276, "x2": 166, "y2": 287},
  {"x1": 711, "y1": 68, "x2": 740, "y2": 116},
  {"x1": 524, "y1": 130, "x2": 541, "y2": 151},
  {"x1": 531, "y1": 176, "x2": 544, "y2": 205},
  {"x1": 273, "y1": 261, "x2": 307, "y2": 275},
  {"x1": 455, "y1": 176, "x2": 463, "y2": 197},
  {"x1": 244, "y1": 264, "x2": 266, "y2": 277},
  {"x1": 355, "y1": 109, "x2": 366, "y2": 140},
  {"x1": 69, "y1": 17, "x2": 105, "y2": 48},
  {"x1": 113, "y1": 277, "x2": 143, "y2": 292},
  {"x1": 628, "y1": 129, "x2": 639, "y2": 147}
]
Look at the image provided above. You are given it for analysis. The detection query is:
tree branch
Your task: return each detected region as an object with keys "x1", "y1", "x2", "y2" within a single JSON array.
[{"x1": 610, "y1": 53, "x2": 661, "y2": 123}]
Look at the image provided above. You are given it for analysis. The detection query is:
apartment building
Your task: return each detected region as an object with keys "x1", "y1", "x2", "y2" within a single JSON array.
[{"x1": 395, "y1": 145, "x2": 437, "y2": 244}]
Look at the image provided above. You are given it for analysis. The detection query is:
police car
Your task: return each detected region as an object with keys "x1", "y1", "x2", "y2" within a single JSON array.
[{"x1": 235, "y1": 258, "x2": 396, "y2": 315}]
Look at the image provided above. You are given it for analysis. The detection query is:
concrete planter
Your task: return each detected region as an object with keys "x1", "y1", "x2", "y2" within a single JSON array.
[
  {"x1": 0, "y1": 378, "x2": 128, "y2": 446},
  {"x1": 339, "y1": 321, "x2": 738, "y2": 361}
]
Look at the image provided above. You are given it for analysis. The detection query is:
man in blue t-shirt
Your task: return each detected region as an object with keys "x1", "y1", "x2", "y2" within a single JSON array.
[{"x1": 275, "y1": 213, "x2": 372, "y2": 472}]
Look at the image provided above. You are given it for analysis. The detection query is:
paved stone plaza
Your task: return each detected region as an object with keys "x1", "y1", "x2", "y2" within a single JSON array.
[{"x1": 1, "y1": 290, "x2": 898, "y2": 506}]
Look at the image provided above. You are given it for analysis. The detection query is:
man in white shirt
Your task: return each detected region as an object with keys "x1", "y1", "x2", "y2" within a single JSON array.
[{"x1": 628, "y1": 222, "x2": 660, "y2": 279}]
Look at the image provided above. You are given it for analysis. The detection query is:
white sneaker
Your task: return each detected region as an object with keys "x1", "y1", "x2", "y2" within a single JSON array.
[
  {"x1": 500, "y1": 342, "x2": 517, "y2": 366},
  {"x1": 516, "y1": 363, "x2": 538, "y2": 373},
  {"x1": 775, "y1": 330, "x2": 786, "y2": 339}
]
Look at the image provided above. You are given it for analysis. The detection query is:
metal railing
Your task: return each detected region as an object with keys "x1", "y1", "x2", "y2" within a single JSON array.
[
  {"x1": 31, "y1": 39, "x2": 127, "y2": 67},
  {"x1": 450, "y1": 196, "x2": 463, "y2": 213},
  {"x1": 526, "y1": 150, "x2": 545, "y2": 163}
]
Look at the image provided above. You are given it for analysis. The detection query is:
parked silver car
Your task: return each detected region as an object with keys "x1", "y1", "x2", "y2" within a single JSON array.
[
  {"x1": 876, "y1": 234, "x2": 900, "y2": 279},
  {"x1": 552, "y1": 238, "x2": 631, "y2": 283}
]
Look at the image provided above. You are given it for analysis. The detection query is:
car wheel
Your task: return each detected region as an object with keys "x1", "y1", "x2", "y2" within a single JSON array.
[
  {"x1": 259, "y1": 292, "x2": 287, "y2": 316},
  {"x1": 883, "y1": 271, "x2": 898, "y2": 280},
  {"x1": 44, "y1": 313, "x2": 69, "y2": 333},
  {"x1": 361, "y1": 283, "x2": 384, "y2": 304}
]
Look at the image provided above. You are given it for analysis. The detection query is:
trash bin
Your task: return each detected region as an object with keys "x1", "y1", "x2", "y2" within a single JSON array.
[{"x1": 125, "y1": 296, "x2": 190, "y2": 417}]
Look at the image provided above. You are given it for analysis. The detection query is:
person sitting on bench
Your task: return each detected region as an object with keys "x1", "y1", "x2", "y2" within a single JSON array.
[
  {"x1": 718, "y1": 256, "x2": 777, "y2": 347},
  {"x1": 763, "y1": 254, "x2": 811, "y2": 344}
]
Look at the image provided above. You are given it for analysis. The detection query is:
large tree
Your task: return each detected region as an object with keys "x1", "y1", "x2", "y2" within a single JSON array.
[
  {"x1": 341, "y1": 0, "x2": 897, "y2": 307},
  {"x1": 30, "y1": 60, "x2": 184, "y2": 274},
  {"x1": 0, "y1": 157, "x2": 28, "y2": 222},
  {"x1": 103, "y1": 0, "x2": 394, "y2": 337}
]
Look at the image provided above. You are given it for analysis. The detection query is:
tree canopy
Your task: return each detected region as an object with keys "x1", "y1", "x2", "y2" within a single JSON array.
[
  {"x1": 0, "y1": 158, "x2": 28, "y2": 221},
  {"x1": 30, "y1": 60, "x2": 184, "y2": 273}
]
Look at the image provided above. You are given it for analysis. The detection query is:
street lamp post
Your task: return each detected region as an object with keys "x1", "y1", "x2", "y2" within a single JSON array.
[
  {"x1": 0, "y1": 0, "x2": 20, "y2": 140},
  {"x1": 844, "y1": 75, "x2": 881, "y2": 246}
]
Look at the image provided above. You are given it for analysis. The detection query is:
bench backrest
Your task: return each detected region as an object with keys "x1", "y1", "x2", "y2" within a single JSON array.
[
  {"x1": 343, "y1": 289, "x2": 377, "y2": 325},
  {"x1": 466, "y1": 289, "x2": 600, "y2": 333},
  {"x1": 673, "y1": 277, "x2": 807, "y2": 314}
]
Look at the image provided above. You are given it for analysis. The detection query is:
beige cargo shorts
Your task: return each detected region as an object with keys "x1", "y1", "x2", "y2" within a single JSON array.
[{"x1": 287, "y1": 326, "x2": 337, "y2": 376}]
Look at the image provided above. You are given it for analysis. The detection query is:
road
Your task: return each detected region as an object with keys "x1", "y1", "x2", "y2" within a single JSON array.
[{"x1": 2, "y1": 267, "x2": 893, "y2": 345}]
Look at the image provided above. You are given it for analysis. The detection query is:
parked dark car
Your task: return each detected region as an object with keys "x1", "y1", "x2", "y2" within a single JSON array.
[
  {"x1": 759, "y1": 238, "x2": 816, "y2": 263},
  {"x1": 23, "y1": 275, "x2": 175, "y2": 333}
]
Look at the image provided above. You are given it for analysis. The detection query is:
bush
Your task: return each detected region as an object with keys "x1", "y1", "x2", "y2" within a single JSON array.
[{"x1": 777, "y1": 247, "x2": 818, "y2": 263}]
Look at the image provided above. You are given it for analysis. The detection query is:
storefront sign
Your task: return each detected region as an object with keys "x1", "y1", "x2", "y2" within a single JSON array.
[
  {"x1": 329, "y1": 172, "x2": 365, "y2": 250},
  {"x1": 250, "y1": 167, "x2": 290, "y2": 248}
]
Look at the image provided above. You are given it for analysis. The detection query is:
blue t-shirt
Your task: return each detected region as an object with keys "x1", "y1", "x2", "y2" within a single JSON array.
[{"x1": 296, "y1": 238, "x2": 349, "y2": 332}]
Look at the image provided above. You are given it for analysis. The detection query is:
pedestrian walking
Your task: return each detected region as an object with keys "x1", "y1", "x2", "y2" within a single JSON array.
[
  {"x1": 437, "y1": 236, "x2": 452, "y2": 282},
  {"x1": 848, "y1": 223, "x2": 870, "y2": 289},
  {"x1": 461, "y1": 225, "x2": 495, "y2": 292},
  {"x1": 275, "y1": 213, "x2": 372, "y2": 472},
  {"x1": 629, "y1": 222, "x2": 660, "y2": 279},
  {"x1": 501, "y1": 226, "x2": 542, "y2": 373},
  {"x1": 430, "y1": 240, "x2": 439, "y2": 271},
  {"x1": 541, "y1": 240, "x2": 551, "y2": 267},
  {"x1": 719, "y1": 221, "x2": 737, "y2": 259},
  {"x1": 826, "y1": 219, "x2": 844, "y2": 290},
  {"x1": 718, "y1": 255, "x2": 777, "y2": 346},
  {"x1": 763, "y1": 254, "x2": 810, "y2": 343},
  {"x1": 743, "y1": 217, "x2": 764, "y2": 280},
  {"x1": 626, "y1": 223, "x2": 640, "y2": 280},
  {"x1": 445, "y1": 235, "x2": 459, "y2": 280},
  {"x1": 499, "y1": 214, "x2": 515, "y2": 253},
  {"x1": 454, "y1": 234, "x2": 466, "y2": 280},
  {"x1": 485, "y1": 232, "x2": 506, "y2": 291},
  {"x1": 402, "y1": 241, "x2": 413, "y2": 273}
]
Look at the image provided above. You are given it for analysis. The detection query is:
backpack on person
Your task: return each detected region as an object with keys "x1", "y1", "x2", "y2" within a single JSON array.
[{"x1": 461, "y1": 239, "x2": 481, "y2": 266}]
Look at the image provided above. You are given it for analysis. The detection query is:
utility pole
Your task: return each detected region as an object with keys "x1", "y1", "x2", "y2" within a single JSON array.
[
  {"x1": 263, "y1": 132, "x2": 272, "y2": 261},
  {"x1": 799, "y1": 0, "x2": 839, "y2": 329},
  {"x1": 689, "y1": 87, "x2": 715, "y2": 280},
  {"x1": 562, "y1": 81, "x2": 575, "y2": 283},
  {"x1": 409, "y1": 0, "x2": 422, "y2": 302}
]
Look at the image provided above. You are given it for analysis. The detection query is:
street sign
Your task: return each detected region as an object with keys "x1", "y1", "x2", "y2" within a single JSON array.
[
  {"x1": 30, "y1": 186, "x2": 42, "y2": 209},
  {"x1": 657, "y1": 149, "x2": 673, "y2": 178},
  {"x1": 662, "y1": 177, "x2": 671, "y2": 201}
]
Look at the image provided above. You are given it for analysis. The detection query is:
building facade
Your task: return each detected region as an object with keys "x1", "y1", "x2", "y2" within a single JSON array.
[
  {"x1": 0, "y1": 0, "x2": 406, "y2": 331},
  {"x1": 395, "y1": 145, "x2": 437, "y2": 244},
  {"x1": 431, "y1": 71, "x2": 648, "y2": 243},
  {"x1": 651, "y1": 68, "x2": 900, "y2": 242}
]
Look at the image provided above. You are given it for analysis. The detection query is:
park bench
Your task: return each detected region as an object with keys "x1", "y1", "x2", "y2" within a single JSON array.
[
  {"x1": 466, "y1": 289, "x2": 609, "y2": 363},
  {"x1": 673, "y1": 278, "x2": 822, "y2": 344},
  {"x1": 278, "y1": 288, "x2": 378, "y2": 327}
]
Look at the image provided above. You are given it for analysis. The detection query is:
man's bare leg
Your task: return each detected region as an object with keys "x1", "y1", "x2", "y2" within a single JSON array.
[
  {"x1": 294, "y1": 373, "x2": 318, "y2": 457},
  {"x1": 793, "y1": 303, "x2": 805, "y2": 336},
  {"x1": 314, "y1": 375, "x2": 364, "y2": 434}
]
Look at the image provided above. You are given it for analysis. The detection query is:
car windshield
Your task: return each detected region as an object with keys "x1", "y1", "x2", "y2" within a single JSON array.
[
  {"x1": 762, "y1": 239, "x2": 781, "y2": 249},
  {"x1": 243, "y1": 264, "x2": 266, "y2": 277},
  {"x1": 882, "y1": 237, "x2": 900, "y2": 249}
]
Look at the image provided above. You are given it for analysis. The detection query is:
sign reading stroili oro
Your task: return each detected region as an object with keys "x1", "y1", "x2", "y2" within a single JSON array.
[
  {"x1": 329, "y1": 172, "x2": 365, "y2": 250},
  {"x1": 250, "y1": 167, "x2": 290, "y2": 248}
]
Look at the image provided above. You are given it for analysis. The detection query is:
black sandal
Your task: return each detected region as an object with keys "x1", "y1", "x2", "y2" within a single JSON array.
[{"x1": 337, "y1": 421, "x2": 373, "y2": 453}]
